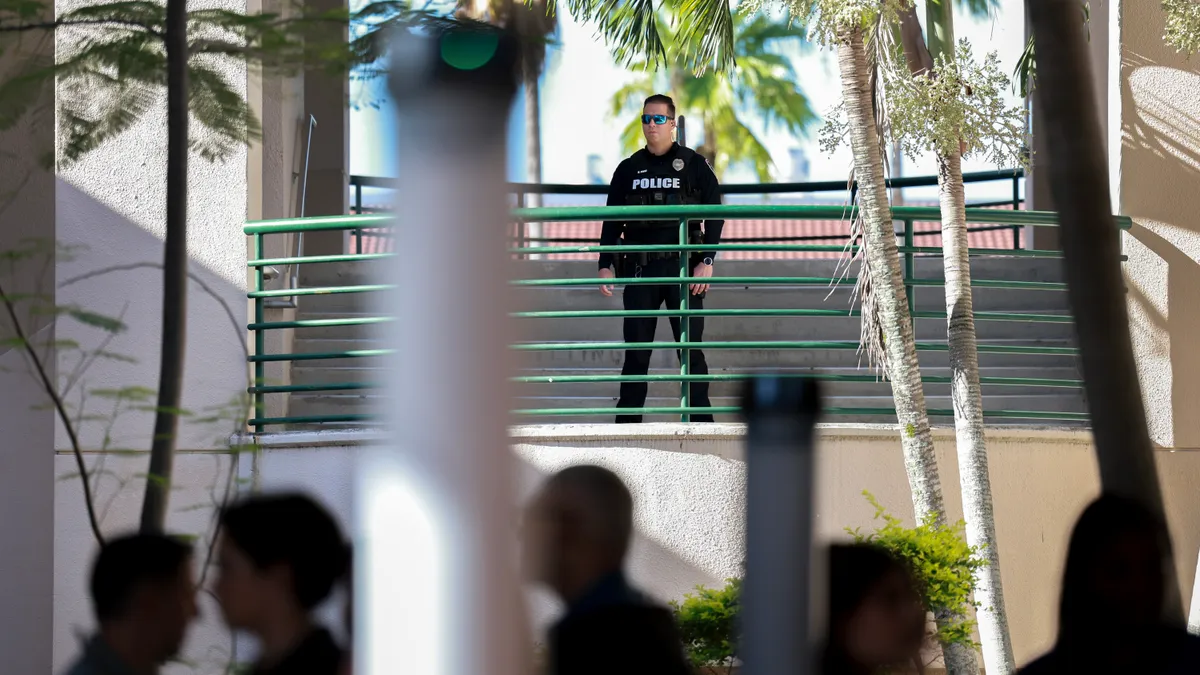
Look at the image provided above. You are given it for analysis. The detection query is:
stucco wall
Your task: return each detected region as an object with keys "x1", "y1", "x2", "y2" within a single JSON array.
[
  {"x1": 1111, "y1": 0, "x2": 1200, "y2": 450},
  {"x1": 51, "y1": 425, "x2": 1200, "y2": 672},
  {"x1": 52, "y1": 0, "x2": 250, "y2": 453}
]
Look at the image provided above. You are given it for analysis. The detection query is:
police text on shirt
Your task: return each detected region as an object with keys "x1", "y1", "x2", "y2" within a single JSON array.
[{"x1": 631, "y1": 177, "x2": 681, "y2": 190}]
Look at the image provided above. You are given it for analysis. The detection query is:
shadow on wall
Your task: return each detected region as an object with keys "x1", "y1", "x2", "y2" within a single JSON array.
[
  {"x1": 1117, "y1": 49, "x2": 1200, "y2": 449},
  {"x1": 514, "y1": 449, "x2": 740, "y2": 640},
  {"x1": 54, "y1": 178, "x2": 249, "y2": 452},
  {"x1": 50, "y1": 179, "x2": 249, "y2": 673}
]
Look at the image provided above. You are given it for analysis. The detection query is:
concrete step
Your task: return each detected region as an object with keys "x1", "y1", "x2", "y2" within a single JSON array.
[
  {"x1": 290, "y1": 363, "x2": 1082, "y2": 388},
  {"x1": 287, "y1": 336, "x2": 1079, "y2": 371},
  {"x1": 294, "y1": 258, "x2": 1072, "y2": 315},
  {"x1": 289, "y1": 310, "x2": 1074, "y2": 342},
  {"x1": 298, "y1": 257, "x2": 1068, "y2": 288},
  {"x1": 513, "y1": 374, "x2": 1082, "y2": 400},
  {"x1": 296, "y1": 283, "x2": 1072, "y2": 315},
  {"x1": 286, "y1": 391, "x2": 1087, "y2": 425},
  {"x1": 512, "y1": 341, "x2": 1079, "y2": 370}
]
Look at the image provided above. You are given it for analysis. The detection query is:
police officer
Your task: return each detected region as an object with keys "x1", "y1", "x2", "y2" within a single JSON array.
[{"x1": 597, "y1": 94, "x2": 724, "y2": 423}]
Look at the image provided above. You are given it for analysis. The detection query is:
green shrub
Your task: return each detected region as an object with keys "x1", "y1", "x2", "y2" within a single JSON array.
[
  {"x1": 846, "y1": 491, "x2": 984, "y2": 649},
  {"x1": 669, "y1": 578, "x2": 741, "y2": 674}
]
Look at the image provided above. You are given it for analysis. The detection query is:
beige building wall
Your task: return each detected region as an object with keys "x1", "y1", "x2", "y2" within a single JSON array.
[
  {"x1": 50, "y1": 426, "x2": 1200, "y2": 670},
  {"x1": 1111, "y1": 0, "x2": 1200, "y2": 450}
]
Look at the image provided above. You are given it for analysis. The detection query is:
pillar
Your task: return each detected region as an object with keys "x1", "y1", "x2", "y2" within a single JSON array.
[
  {"x1": 301, "y1": 0, "x2": 350, "y2": 255},
  {"x1": 0, "y1": 23, "x2": 56, "y2": 671}
]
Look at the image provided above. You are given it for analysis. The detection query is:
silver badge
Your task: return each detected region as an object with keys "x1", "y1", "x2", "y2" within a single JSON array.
[{"x1": 672, "y1": 158, "x2": 685, "y2": 171}]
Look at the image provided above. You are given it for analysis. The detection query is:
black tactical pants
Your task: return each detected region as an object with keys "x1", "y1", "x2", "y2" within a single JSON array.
[{"x1": 616, "y1": 257, "x2": 714, "y2": 423}]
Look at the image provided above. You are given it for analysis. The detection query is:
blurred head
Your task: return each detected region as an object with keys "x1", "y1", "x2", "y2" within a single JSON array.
[
  {"x1": 215, "y1": 493, "x2": 349, "y2": 631},
  {"x1": 641, "y1": 94, "x2": 676, "y2": 147},
  {"x1": 1058, "y1": 494, "x2": 1168, "y2": 642},
  {"x1": 521, "y1": 465, "x2": 633, "y2": 601},
  {"x1": 90, "y1": 533, "x2": 197, "y2": 662},
  {"x1": 825, "y1": 544, "x2": 926, "y2": 673}
]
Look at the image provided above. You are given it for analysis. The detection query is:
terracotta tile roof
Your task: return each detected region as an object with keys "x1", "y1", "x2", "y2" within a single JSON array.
[{"x1": 351, "y1": 204, "x2": 1025, "y2": 257}]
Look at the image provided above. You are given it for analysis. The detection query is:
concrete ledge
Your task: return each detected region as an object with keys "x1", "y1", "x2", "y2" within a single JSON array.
[{"x1": 232, "y1": 423, "x2": 1097, "y2": 449}]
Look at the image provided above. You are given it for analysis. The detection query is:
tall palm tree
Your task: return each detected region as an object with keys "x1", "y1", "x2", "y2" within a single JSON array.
[
  {"x1": 607, "y1": 10, "x2": 816, "y2": 180},
  {"x1": 887, "y1": 1, "x2": 1021, "y2": 670}
]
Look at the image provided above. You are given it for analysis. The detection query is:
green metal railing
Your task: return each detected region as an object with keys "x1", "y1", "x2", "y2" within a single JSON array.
[{"x1": 245, "y1": 205, "x2": 1133, "y2": 431}]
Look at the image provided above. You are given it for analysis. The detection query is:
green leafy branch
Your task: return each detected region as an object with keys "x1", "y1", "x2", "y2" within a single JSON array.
[
  {"x1": 847, "y1": 491, "x2": 984, "y2": 650},
  {"x1": 0, "y1": 0, "x2": 460, "y2": 166},
  {"x1": 669, "y1": 578, "x2": 740, "y2": 674},
  {"x1": 884, "y1": 39, "x2": 1027, "y2": 169},
  {"x1": 1164, "y1": 0, "x2": 1200, "y2": 56},
  {"x1": 765, "y1": 0, "x2": 910, "y2": 47}
]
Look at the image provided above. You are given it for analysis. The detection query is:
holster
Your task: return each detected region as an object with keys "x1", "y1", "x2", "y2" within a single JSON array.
[{"x1": 687, "y1": 229, "x2": 704, "y2": 270}]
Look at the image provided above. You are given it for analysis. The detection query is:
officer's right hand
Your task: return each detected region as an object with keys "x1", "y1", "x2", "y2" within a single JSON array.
[{"x1": 598, "y1": 267, "x2": 615, "y2": 297}]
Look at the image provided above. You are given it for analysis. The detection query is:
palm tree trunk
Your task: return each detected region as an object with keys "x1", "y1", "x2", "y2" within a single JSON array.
[
  {"x1": 836, "y1": 29, "x2": 945, "y2": 524},
  {"x1": 522, "y1": 57, "x2": 543, "y2": 258},
  {"x1": 939, "y1": 150, "x2": 1013, "y2": 675},
  {"x1": 141, "y1": 0, "x2": 188, "y2": 534}
]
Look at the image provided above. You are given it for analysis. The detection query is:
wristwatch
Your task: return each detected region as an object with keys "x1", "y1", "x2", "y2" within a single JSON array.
[{"x1": 702, "y1": 257, "x2": 714, "y2": 266}]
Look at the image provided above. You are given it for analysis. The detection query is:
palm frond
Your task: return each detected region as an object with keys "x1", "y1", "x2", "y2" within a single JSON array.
[
  {"x1": 673, "y1": 0, "x2": 735, "y2": 74},
  {"x1": 608, "y1": 72, "x2": 656, "y2": 118},
  {"x1": 562, "y1": 0, "x2": 666, "y2": 69},
  {"x1": 0, "y1": 46, "x2": 53, "y2": 131},
  {"x1": 733, "y1": 11, "x2": 808, "y2": 57},
  {"x1": 188, "y1": 62, "x2": 261, "y2": 162},
  {"x1": 1012, "y1": 34, "x2": 1034, "y2": 97},
  {"x1": 733, "y1": 55, "x2": 815, "y2": 136},
  {"x1": 617, "y1": 114, "x2": 644, "y2": 156},
  {"x1": 58, "y1": 75, "x2": 158, "y2": 165},
  {"x1": 717, "y1": 112, "x2": 773, "y2": 180}
]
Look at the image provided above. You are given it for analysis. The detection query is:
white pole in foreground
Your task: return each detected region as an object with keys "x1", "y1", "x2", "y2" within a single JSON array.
[
  {"x1": 356, "y1": 27, "x2": 527, "y2": 675},
  {"x1": 740, "y1": 377, "x2": 823, "y2": 675}
]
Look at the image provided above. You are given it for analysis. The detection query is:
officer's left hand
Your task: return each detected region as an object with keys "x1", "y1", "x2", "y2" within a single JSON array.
[{"x1": 691, "y1": 261, "x2": 713, "y2": 295}]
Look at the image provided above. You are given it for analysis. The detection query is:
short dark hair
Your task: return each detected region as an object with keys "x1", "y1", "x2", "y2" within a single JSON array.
[
  {"x1": 547, "y1": 465, "x2": 634, "y2": 559},
  {"x1": 220, "y1": 493, "x2": 349, "y2": 610},
  {"x1": 643, "y1": 94, "x2": 675, "y2": 117},
  {"x1": 90, "y1": 534, "x2": 193, "y2": 622},
  {"x1": 827, "y1": 543, "x2": 908, "y2": 626}
]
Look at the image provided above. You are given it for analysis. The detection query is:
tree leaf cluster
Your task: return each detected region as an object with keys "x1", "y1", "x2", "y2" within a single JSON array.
[
  {"x1": 0, "y1": 0, "x2": 455, "y2": 166},
  {"x1": 847, "y1": 491, "x2": 984, "y2": 650},
  {"x1": 1164, "y1": 0, "x2": 1200, "y2": 56},
  {"x1": 884, "y1": 39, "x2": 1027, "y2": 169},
  {"x1": 669, "y1": 577, "x2": 741, "y2": 673},
  {"x1": 607, "y1": 9, "x2": 816, "y2": 181}
]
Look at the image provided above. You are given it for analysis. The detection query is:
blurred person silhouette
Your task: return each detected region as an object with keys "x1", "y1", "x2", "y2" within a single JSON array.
[
  {"x1": 215, "y1": 493, "x2": 350, "y2": 675},
  {"x1": 822, "y1": 543, "x2": 927, "y2": 675},
  {"x1": 522, "y1": 465, "x2": 691, "y2": 675},
  {"x1": 339, "y1": 552, "x2": 353, "y2": 675},
  {"x1": 1020, "y1": 494, "x2": 1200, "y2": 674},
  {"x1": 65, "y1": 533, "x2": 198, "y2": 675}
]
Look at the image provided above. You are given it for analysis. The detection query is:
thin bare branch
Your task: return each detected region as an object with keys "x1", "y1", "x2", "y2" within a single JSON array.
[
  {"x1": 0, "y1": 277, "x2": 104, "y2": 544},
  {"x1": 59, "y1": 262, "x2": 248, "y2": 357}
]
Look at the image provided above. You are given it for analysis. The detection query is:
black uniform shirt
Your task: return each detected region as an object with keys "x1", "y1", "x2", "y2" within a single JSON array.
[{"x1": 598, "y1": 143, "x2": 724, "y2": 270}]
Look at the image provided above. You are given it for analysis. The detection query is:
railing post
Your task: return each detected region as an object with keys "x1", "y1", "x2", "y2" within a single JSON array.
[
  {"x1": 904, "y1": 218, "x2": 915, "y2": 320},
  {"x1": 354, "y1": 181, "x2": 364, "y2": 253},
  {"x1": 253, "y1": 233, "x2": 265, "y2": 432},
  {"x1": 1012, "y1": 174, "x2": 1022, "y2": 250},
  {"x1": 679, "y1": 217, "x2": 690, "y2": 423},
  {"x1": 515, "y1": 188, "x2": 529, "y2": 261}
]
